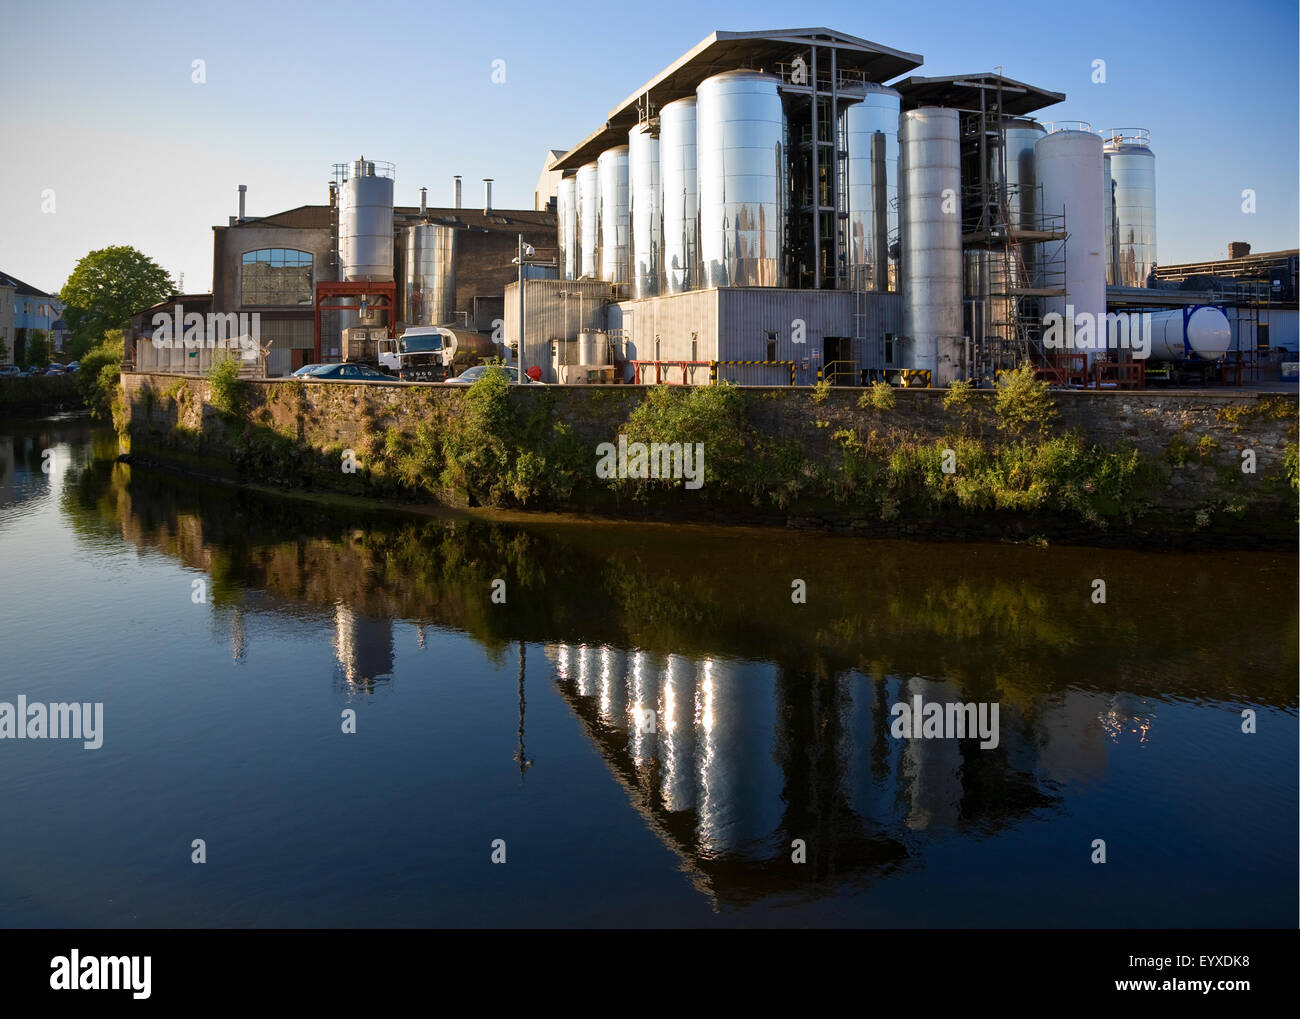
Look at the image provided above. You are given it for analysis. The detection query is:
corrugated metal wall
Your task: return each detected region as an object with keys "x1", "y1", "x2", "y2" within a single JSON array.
[
  {"x1": 506, "y1": 279, "x2": 613, "y2": 382},
  {"x1": 611, "y1": 290, "x2": 718, "y2": 384}
]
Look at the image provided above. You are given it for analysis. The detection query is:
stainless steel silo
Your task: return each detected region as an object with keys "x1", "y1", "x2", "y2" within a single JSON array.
[
  {"x1": 1103, "y1": 153, "x2": 1116, "y2": 285},
  {"x1": 628, "y1": 125, "x2": 661, "y2": 298},
  {"x1": 899, "y1": 108, "x2": 964, "y2": 384},
  {"x1": 576, "y1": 162, "x2": 600, "y2": 279},
  {"x1": 659, "y1": 97, "x2": 700, "y2": 293},
  {"x1": 696, "y1": 70, "x2": 787, "y2": 288},
  {"x1": 841, "y1": 84, "x2": 900, "y2": 292},
  {"x1": 340, "y1": 159, "x2": 394, "y2": 282},
  {"x1": 598, "y1": 146, "x2": 630, "y2": 285},
  {"x1": 1037, "y1": 129, "x2": 1106, "y2": 363},
  {"x1": 556, "y1": 176, "x2": 578, "y2": 281},
  {"x1": 1104, "y1": 130, "x2": 1156, "y2": 287},
  {"x1": 402, "y1": 224, "x2": 455, "y2": 326}
]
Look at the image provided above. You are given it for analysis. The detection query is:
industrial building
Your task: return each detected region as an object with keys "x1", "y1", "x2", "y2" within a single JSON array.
[
  {"x1": 129, "y1": 26, "x2": 1292, "y2": 388},
  {"x1": 134, "y1": 173, "x2": 556, "y2": 377},
  {"x1": 511, "y1": 27, "x2": 1282, "y2": 387}
]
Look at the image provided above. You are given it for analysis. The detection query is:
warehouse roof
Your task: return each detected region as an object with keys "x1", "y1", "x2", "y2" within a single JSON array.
[
  {"x1": 553, "y1": 28, "x2": 924, "y2": 171},
  {"x1": 890, "y1": 72, "x2": 1065, "y2": 116},
  {"x1": 217, "y1": 206, "x2": 555, "y2": 233}
]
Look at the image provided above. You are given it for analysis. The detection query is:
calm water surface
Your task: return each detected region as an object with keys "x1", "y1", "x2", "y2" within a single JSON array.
[{"x1": 0, "y1": 415, "x2": 1295, "y2": 927}]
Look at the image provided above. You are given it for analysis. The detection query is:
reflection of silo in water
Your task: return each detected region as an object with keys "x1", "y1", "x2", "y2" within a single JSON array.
[
  {"x1": 696, "y1": 659, "x2": 783, "y2": 858},
  {"x1": 333, "y1": 602, "x2": 394, "y2": 686},
  {"x1": 659, "y1": 654, "x2": 697, "y2": 813},
  {"x1": 575, "y1": 644, "x2": 598, "y2": 698},
  {"x1": 899, "y1": 677, "x2": 963, "y2": 830},
  {"x1": 598, "y1": 646, "x2": 627, "y2": 728},
  {"x1": 547, "y1": 643, "x2": 573, "y2": 683},
  {"x1": 837, "y1": 671, "x2": 883, "y2": 822},
  {"x1": 627, "y1": 650, "x2": 658, "y2": 767}
]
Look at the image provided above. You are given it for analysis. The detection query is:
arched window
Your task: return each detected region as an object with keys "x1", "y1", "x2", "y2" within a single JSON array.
[{"x1": 241, "y1": 248, "x2": 313, "y2": 306}]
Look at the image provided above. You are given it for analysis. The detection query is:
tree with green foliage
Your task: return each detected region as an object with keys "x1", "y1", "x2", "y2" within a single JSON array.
[
  {"x1": 77, "y1": 330, "x2": 126, "y2": 420},
  {"x1": 60, "y1": 246, "x2": 174, "y2": 359},
  {"x1": 23, "y1": 331, "x2": 51, "y2": 369}
]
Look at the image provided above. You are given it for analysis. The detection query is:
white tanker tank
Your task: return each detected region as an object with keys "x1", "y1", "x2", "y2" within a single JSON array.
[{"x1": 1136, "y1": 306, "x2": 1230, "y2": 362}]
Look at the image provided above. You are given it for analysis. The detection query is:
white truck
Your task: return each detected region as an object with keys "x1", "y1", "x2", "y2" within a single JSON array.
[{"x1": 378, "y1": 327, "x2": 459, "y2": 382}]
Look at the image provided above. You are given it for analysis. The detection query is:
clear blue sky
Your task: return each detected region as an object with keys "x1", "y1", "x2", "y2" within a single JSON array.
[{"x1": 2, "y1": 0, "x2": 1296, "y2": 296}]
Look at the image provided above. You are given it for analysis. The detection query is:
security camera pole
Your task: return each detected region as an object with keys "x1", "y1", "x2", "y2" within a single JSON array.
[{"x1": 516, "y1": 233, "x2": 535, "y2": 381}]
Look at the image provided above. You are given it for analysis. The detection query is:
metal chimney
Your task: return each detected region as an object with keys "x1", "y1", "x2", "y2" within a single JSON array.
[
  {"x1": 419, "y1": 186, "x2": 427, "y2": 216},
  {"x1": 237, "y1": 184, "x2": 247, "y2": 221},
  {"x1": 483, "y1": 178, "x2": 493, "y2": 215},
  {"x1": 454, "y1": 175, "x2": 462, "y2": 209}
]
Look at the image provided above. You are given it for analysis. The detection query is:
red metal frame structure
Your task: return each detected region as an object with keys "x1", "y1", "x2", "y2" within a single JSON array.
[
  {"x1": 312, "y1": 281, "x2": 397, "y2": 363},
  {"x1": 630, "y1": 359, "x2": 712, "y2": 385}
]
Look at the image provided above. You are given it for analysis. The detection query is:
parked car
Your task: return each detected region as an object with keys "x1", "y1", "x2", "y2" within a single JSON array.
[
  {"x1": 45, "y1": 363, "x2": 67, "y2": 375},
  {"x1": 0, "y1": 365, "x2": 21, "y2": 378},
  {"x1": 291, "y1": 363, "x2": 327, "y2": 377},
  {"x1": 65, "y1": 361, "x2": 80, "y2": 373},
  {"x1": 444, "y1": 364, "x2": 543, "y2": 385},
  {"x1": 298, "y1": 362, "x2": 391, "y2": 382}
]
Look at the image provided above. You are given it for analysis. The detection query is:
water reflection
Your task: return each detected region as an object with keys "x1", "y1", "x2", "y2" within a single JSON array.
[{"x1": 36, "y1": 418, "x2": 1299, "y2": 916}]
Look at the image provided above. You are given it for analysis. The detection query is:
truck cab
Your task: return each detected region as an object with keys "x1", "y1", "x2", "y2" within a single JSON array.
[{"x1": 378, "y1": 327, "x2": 459, "y2": 382}]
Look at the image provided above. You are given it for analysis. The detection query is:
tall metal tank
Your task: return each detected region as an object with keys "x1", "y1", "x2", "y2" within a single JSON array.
[
  {"x1": 1104, "y1": 129, "x2": 1156, "y2": 287},
  {"x1": 1036, "y1": 130, "x2": 1106, "y2": 363},
  {"x1": 598, "y1": 146, "x2": 630, "y2": 285},
  {"x1": 339, "y1": 158, "x2": 394, "y2": 282},
  {"x1": 994, "y1": 118, "x2": 1046, "y2": 277},
  {"x1": 841, "y1": 84, "x2": 900, "y2": 292},
  {"x1": 576, "y1": 162, "x2": 600, "y2": 279},
  {"x1": 899, "y1": 108, "x2": 964, "y2": 384},
  {"x1": 696, "y1": 70, "x2": 787, "y2": 288},
  {"x1": 659, "y1": 97, "x2": 700, "y2": 293},
  {"x1": 1103, "y1": 153, "x2": 1116, "y2": 285},
  {"x1": 628, "y1": 125, "x2": 661, "y2": 298},
  {"x1": 556, "y1": 177, "x2": 578, "y2": 281},
  {"x1": 402, "y1": 223, "x2": 455, "y2": 326}
]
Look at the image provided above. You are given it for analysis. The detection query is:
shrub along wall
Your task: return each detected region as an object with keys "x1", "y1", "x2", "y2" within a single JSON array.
[{"x1": 119, "y1": 371, "x2": 1298, "y2": 548}]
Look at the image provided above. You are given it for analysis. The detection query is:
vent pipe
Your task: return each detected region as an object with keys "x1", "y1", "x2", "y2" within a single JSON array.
[
  {"x1": 454, "y1": 175, "x2": 462, "y2": 209},
  {"x1": 483, "y1": 178, "x2": 493, "y2": 215},
  {"x1": 237, "y1": 184, "x2": 247, "y2": 221},
  {"x1": 419, "y1": 186, "x2": 427, "y2": 216}
]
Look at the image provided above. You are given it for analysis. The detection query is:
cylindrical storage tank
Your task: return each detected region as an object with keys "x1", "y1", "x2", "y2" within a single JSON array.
[
  {"x1": 1103, "y1": 153, "x2": 1116, "y2": 285},
  {"x1": 659, "y1": 97, "x2": 700, "y2": 293},
  {"x1": 994, "y1": 118, "x2": 1046, "y2": 286},
  {"x1": 696, "y1": 70, "x2": 787, "y2": 288},
  {"x1": 402, "y1": 224, "x2": 455, "y2": 327},
  {"x1": 628, "y1": 126, "x2": 661, "y2": 298},
  {"x1": 340, "y1": 160, "x2": 394, "y2": 282},
  {"x1": 841, "y1": 84, "x2": 900, "y2": 292},
  {"x1": 577, "y1": 330, "x2": 609, "y2": 366},
  {"x1": 1104, "y1": 130, "x2": 1156, "y2": 287},
  {"x1": 899, "y1": 108, "x2": 964, "y2": 384},
  {"x1": 556, "y1": 177, "x2": 578, "y2": 280},
  {"x1": 576, "y1": 162, "x2": 600, "y2": 279},
  {"x1": 1143, "y1": 306, "x2": 1230, "y2": 361},
  {"x1": 597, "y1": 146, "x2": 630, "y2": 284},
  {"x1": 1036, "y1": 130, "x2": 1106, "y2": 364}
]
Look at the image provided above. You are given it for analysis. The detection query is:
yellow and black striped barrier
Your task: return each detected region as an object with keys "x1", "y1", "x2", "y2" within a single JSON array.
[
  {"x1": 710, "y1": 360, "x2": 797, "y2": 386},
  {"x1": 899, "y1": 369, "x2": 931, "y2": 388}
]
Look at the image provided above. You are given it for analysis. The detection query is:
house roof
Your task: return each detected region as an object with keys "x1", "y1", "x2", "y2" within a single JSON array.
[
  {"x1": 0, "y1": 271, "x2": 53, "y2": 298},
  {"x1": 552, "y1": 28, "x2": 925, "y2": 171}
]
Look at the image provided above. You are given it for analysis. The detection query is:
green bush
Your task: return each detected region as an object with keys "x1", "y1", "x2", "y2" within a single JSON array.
[
  {"x1": 858, "y1": 381, "x2": 896, "y2": 411},
  {"x1": 22, "y1": 331, "x2": 51, "y2": 369},
  {"x1": 208, "y1": 355, "x2": 245, "y2": 416},
  {"x1": 76, "y1": 332, "x2": 125, "y2": 420},
  {"x1": 995, "y1": 363, "x2": 1056, "y2": 435}
]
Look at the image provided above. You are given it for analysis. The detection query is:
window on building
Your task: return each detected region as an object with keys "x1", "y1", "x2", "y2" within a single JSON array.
[
  {"x1": 766, "y1": 332, "x2": 778, "y2": 362},
  {"x1": 884, "y1": 333, "x2": 895, "y2": 364},
  {"x1": 240, "y1": 248, "x2": 313, "y2": 306}
]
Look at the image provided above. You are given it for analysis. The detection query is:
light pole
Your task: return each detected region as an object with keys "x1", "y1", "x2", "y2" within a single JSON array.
[{"x1": 516, "y1": 234, "x2": 535, "y2": 380}]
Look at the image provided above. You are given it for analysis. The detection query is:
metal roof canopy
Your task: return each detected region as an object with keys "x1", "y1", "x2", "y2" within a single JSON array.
[
  {"x1": 552, "y1": 28, "x2": 924, "y2": 172},
  {"x1": 891, "y1": 73, "x2": 1065, "y2": 116}
]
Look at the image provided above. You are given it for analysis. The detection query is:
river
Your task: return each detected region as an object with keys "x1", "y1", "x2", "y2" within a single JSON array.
[{"x1": 0, "y1": 414, "x2": 1295, "y2": 927}]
